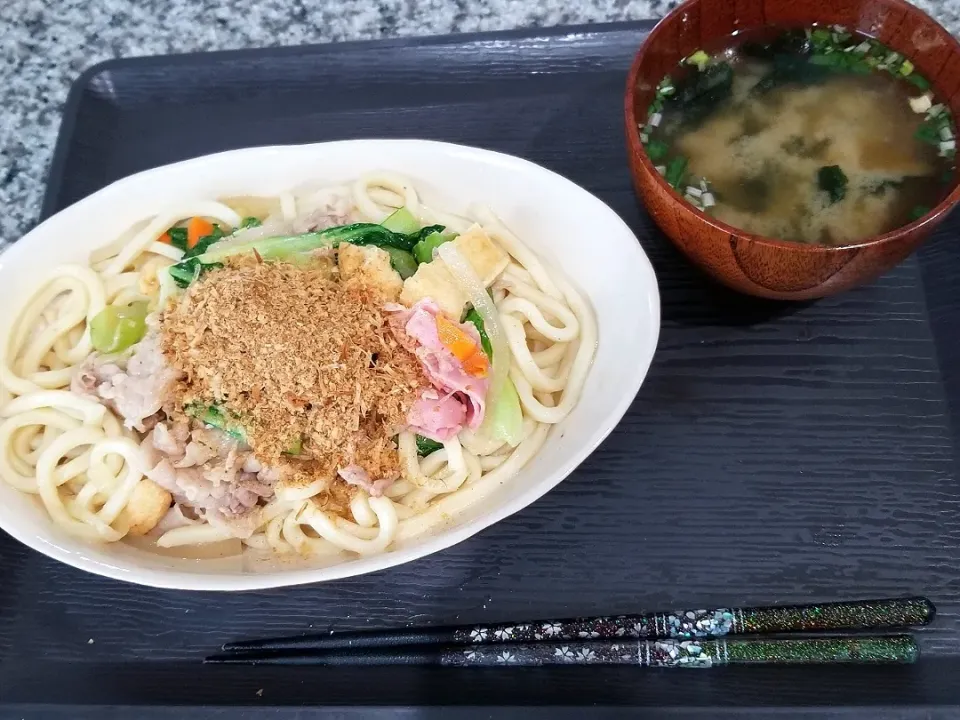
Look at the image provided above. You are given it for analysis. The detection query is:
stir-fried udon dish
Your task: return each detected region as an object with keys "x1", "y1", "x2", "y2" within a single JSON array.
[{"x1": 0, "y1": 174, "x2": 597, "y2": 560}]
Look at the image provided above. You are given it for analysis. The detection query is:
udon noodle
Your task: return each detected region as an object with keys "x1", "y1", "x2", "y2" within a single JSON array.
[{"x1": 0, "y1": 173, "x2": 597, "y2": 561}]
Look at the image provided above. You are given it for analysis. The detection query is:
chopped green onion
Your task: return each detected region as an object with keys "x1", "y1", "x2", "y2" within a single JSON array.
[
  {"x1": 899, "y1": 59, "x2": 915, "y2": 76},
  {"x1": 686, "y1": 50, "x2": 711, "y2": 71},
  {"x1": 915, "y1": 121, "x2": 941, "y2": 146},
  {"x1": 810, "y1": 54, "x2": 843, "y2": 68},
  {"x1": 910, "y1": 205, "x2": 931, "y2": 221},
  {"x1": 909, "y1": 94, "x2": 933, "y2": 114},
  {"x1": 907, "y1": 74, "x2": 931, "y2": 91}
]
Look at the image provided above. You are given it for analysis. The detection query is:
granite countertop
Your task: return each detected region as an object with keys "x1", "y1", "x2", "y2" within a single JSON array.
[{"x1": 1, "y1": 0, "x2": 958, "y2": 247}]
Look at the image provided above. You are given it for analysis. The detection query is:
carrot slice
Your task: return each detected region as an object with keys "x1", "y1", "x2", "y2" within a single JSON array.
[
  {"x1": 158, "y1": 232, "x2": 172, "y2": 244},
  {"x1": 436, "y1": 314, "x2": 489, "y2": 377},
  {"x1": 462, "y1": 353, "x2": 489, "y2": 378},
  {"x1": 186, "y1": 217, "x2": 215, "y2": 248}
]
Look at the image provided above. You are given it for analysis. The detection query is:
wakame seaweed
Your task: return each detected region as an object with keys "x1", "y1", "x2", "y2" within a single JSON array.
[
  {"x1": 740, "y1": 29, "x2": 811, "y2": 60},
  {"x1": 818, "y1": 165, "x2": 848, "y2": 204},
  {"x1": 668, "y1": 62, "x2": 734, "y2": 124},
  {"x1": 752, "y1": 53, "x2": 833, "y2": 94}
]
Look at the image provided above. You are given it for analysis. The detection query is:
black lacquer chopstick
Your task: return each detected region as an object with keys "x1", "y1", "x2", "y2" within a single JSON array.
[
  {"x1": 207, "y1": 635, "x2": 918, "y2": 667},
  {"x1": 220, "y1": 596, "x2": 933, "y2": 653}
]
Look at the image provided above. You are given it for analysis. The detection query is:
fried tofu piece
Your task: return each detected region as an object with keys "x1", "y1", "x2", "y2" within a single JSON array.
[
  {"x1": 400, "y1": 261, "x2": 468, "y2": 317},
  {"x1": 399, "y1": 224, "x2": 508, "y2": 316},
  {"x1": 339, "y1": 244, "x2": 403, "y2": 301},
  {"x1": 121, "y1": 479, "x2": 172, "y2": 536},
  {"x1": 452, "y1": 224, "x2": 510, "y2": 286}
]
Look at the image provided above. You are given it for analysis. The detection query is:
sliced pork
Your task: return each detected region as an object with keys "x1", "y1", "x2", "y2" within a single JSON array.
[
  {"x1": 141, "y1": 420, "x2": 279, "y2": 537},
  {"x1": 337, "y1": 464, "x2": 396, "y2": 497},
  {"x1": 72, "y1": 327, "x2": 179, "y2": 432}
]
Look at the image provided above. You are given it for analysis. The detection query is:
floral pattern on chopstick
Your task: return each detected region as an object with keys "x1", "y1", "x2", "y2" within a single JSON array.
[
  {"x1": 451, "y1": 608, "x2": 742, "y2": 645},
  {"x1": 441, "y1": 639, "x2": 726, "y2": 667}
]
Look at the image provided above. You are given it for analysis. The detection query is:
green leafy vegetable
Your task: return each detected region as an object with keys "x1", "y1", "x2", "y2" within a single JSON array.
[
  {"x1": 413, "y1": 231, "x2": 455, "y2": 264},
  {"x1": 487, "y1": 376, "x2": 523, "y2": 447},
  {"x1": 185, "y1": 224, "x2": 226, "y2": 258},
  {"x1": 818, "y1": 165, "x2": 848, "y2": 203},
  {"x1": 644, "y1": 138, "x2": 669, "y2": 161},
  {"x1": 167, "y1": 259, "x2": 220, "y2": 288},
  {"x1": 416, "y1": 435, "x2": 443, "y2": 456},
  {"x1": 90, "y1": 301, "x2": 149, "y2": 354},
  {"x1": 664, "y1": 155, "x2": 689, "y2": 189},
  {"x1": 166, "y1": 227, "x2": 189, "y2": 252},
  {"x1": 240, "y1": 216, "x2": 262, "y2": 229},
  {"x1": 184, "y1": 403, "x2": 247, "y2": 442},
  {"x1": 464, "y1": 307, "x2": 493, "y2": 358},
  {"x1": 383, "y1": 247, "x2": 418, "y2": 279},
  {"x1": 403, "y1": 225, "x2": 447, "y2": 250},
  {"x1": 381, "y1": 207, "x2": 420, "y2": 234},
  {"x1": 285, "y1": 435, "x2": 303, "y2": 456},
  {"x1": 166, "y1": 222, "x2": 448, "y2": 288}
]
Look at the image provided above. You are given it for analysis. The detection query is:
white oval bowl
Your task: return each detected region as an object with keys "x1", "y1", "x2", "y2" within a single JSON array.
[{"x1": 0, "y1": 140, "x2": 660, "y2": 590}]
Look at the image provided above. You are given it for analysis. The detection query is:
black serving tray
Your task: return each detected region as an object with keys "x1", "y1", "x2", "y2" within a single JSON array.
[{"x1": 4, "y1": 20, "x2": 960, "y2": 718}]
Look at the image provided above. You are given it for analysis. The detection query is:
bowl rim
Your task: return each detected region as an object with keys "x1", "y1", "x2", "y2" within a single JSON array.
[
  {"x1": 624, "y1": 0, "x2": 960, "y2": 253},
  {"x1": 0, "y1": 138, "x2": 661, "y2": 591}
]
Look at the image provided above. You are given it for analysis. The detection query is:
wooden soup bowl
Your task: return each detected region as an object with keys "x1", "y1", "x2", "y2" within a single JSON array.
[{"x1": 625, "y1": 0, "x2": 960, "y2": 299}]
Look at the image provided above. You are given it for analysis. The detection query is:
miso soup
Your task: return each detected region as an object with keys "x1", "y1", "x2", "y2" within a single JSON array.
[{"x1": 637, "y1": 26, "x2": 957, "y2": 246}]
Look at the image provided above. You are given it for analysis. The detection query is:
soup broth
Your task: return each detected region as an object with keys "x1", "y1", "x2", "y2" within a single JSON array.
[{"x1": 638, "y1": 26, "x2": 957, "y2": 246}]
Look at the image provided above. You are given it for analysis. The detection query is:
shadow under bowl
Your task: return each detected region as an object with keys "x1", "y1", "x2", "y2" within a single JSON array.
[{"x1": 625, "y1": 0, "x2": 960, "y2": 300}]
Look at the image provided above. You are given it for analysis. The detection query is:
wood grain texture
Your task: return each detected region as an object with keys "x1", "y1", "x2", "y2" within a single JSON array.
[
  {"x1": 3, "y1": 21, "x2": 960, "y2": 713},
  {"x1": 625, "y1": 0, "x2": 960, "y2": 299}
]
